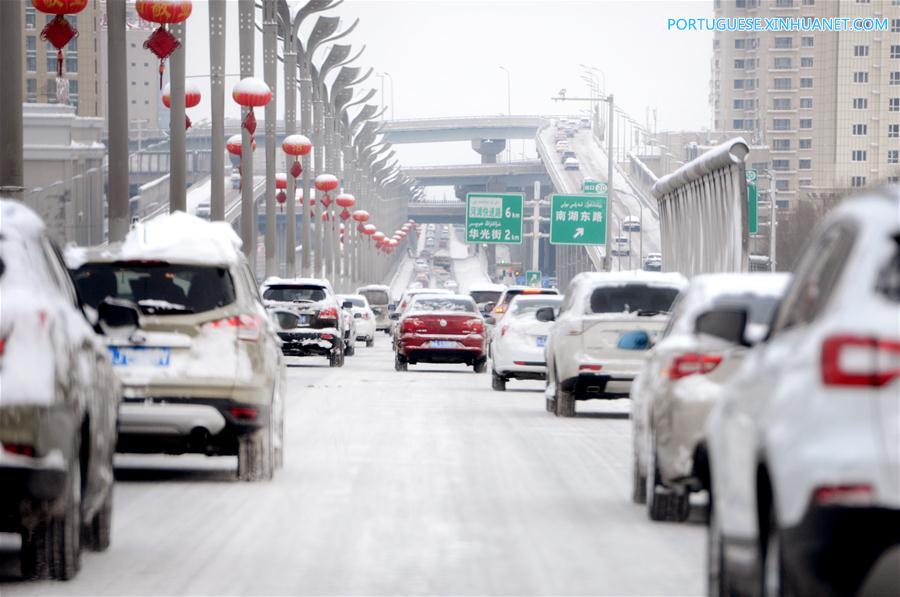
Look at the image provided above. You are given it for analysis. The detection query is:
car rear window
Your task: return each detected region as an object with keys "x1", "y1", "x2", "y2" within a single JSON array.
[
  {"x1": 510, "y1": 297, "x2": 563, "y2": 317},
  {"x1": 360, "y1": 289, "x2": 389, "y2": 305},
  {"x1": 263, "y1": 285, "x2": 327, "y2": 303},
  {"x1": 875, "y1": 235, "x2": 900, "y2": 303},
  {"x1": 712, "y1": 293, "x2": 781, "y2": 326},
  {"x1": 470, "y1": 291, "x2": 502, "y2": 304},
  {"x1": 410, "y1": 297, "x2": 476, "y2": 313},
  {"x1": 589, "y1": 284, "x2": 680, "y2": 315},
  {"x1": 74, "y1": 263, "x2": 236, "y2": 315},
  {"x1": 342, "y1": 297, "x2": 366, "y2": 308}
]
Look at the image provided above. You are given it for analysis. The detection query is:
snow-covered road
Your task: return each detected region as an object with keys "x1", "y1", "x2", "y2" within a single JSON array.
[{"x1": 0, "y1": 337, "x2": 704, "y2": 595}]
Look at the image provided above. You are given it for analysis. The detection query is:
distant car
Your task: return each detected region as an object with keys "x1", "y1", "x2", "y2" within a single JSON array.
[
  {"x1": 622, "y1": 215, "x2": 641, "y2": 232},
  {"x1": 425, "y1": 237, "x2": 435, "y2": 248},
  {"x1": 468, "y1": 283, "x2": 507, "y2": 316},
  {"x1": 706, "y1": 190, "x2": 900, "y2": 597},
  {"x1": 643, "y1": 252, "x2": 662, "y2": 271},
  {"x1": 611, "y1": 235, "x2": 630, "y2": 256},
  {"x1": 394, "y1": 294, "x2": 486, "y2": 373},
  {"x1": 340, "y1": 302, "x2": 358, "y2": 357},
  {"x1": 261, "y1": 277, "x2": 347, "y2": 367},
  {"x1": 542, "y1": 272, "x2": 687, "y2": 417},
  {"x1": 555, "y1": 140, "x2": 569, "y2": 152},
  {"x1": 488, "y1": 285, "x2": 559, "y2": 322},
  {"x1": 564, "y1": 157, "x2": 580, "y2": 171},
  {"x1": 390, "y1": 287, "x2": 453, "y2": 348},
  {"x1": 579, "y1": 117, "x2": 591, "y2": 129},
  {"x1": 561, "y1": 150, "x2": 576, "y2": 162},
  {"x1": 196, "y1": 201, "x2": 211, "y2": 219},
  {"x1": 630, "y1": 273, "x2": 791, "y2": 522},
  {"x1": 490, "y1": 295, "x2": 564, "y2": 391},
  {"x1": 1, "y1": 200, "x2": 121, "y2": 580},
  {"x1": 443, "y1": 279, "x2": 459, "y2": 291},
  {"x1": 338, "y1": 294, "x2": 376, "y2": 347},
  {"x1": 356, "y1": 284, "x2": 392, "y2": 334},
  {"x1": 71, "y1": 212, "x2": 286, "y2": 481}
]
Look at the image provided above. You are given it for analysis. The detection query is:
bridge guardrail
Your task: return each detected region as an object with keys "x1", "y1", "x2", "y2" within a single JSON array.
[{"x1": 651, "y1": 137, "x2": 750, "y2": 276}]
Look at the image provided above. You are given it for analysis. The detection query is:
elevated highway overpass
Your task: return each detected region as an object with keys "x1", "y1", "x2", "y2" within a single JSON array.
[{"x1": 402, "y1": 161, "x2": 550, "y2": 188}]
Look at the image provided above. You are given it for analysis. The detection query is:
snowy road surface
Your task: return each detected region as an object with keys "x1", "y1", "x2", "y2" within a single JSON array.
[{"x1": 0, "y1": 338, "x2": 705, "y2": 595}]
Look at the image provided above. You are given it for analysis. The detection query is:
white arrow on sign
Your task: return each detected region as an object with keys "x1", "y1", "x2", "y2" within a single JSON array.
[{"x1": 573, "y1": 227, "x2": 584, "y2": 239}]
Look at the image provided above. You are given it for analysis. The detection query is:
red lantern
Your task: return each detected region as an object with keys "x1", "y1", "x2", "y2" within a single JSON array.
[
  {"x1": 321, "y1": 194, "x2": 332, "y2": 208},
  {"x1": 33, "y1": 0, "x2": 87, "y2": 84},
  {"x1": 356, "y1": 223, "x2": 367, "y2": 233},
  {"x1": 232, "y1": 77, "x2": 272, "y2": 136},
  {"x1": 352, "y1": 210, "x2": 369, "y2": 223},
  {"x1": 283, "y1": 134, "x2": 311, "y2": 182},
  {"x1": 275, "y1": 173, "x2": 287, "y2": 189},
  {"x1": 372, "y1": 231, "x2": 385, "y2": 242},
  {"x1": 276, "y1": 190, "x2": 286, "y2": 212},
  {"x1": 340, "y1": 209, "x2": 351, "y2": 221},
  {"x1": 161, "y1": 81, "x2": 201, "y2": 108},
  {"x1": 362, "y1": 224, "x2": 376, "y2": 236},
  {"x1": 136, "y1": 0, "x2": 193, "y2": 88},
  {"x1": 321, "y1": 212, "x2": 329, "y2": 222},
  {"x1": 335, "y1": 193, "x2": 356, "y2": 209},
  {"x1": 226, "y1": 134, "x2": 243, "y2": 156},
  {"x1": 314, "y1": 174, "x2": 339, "y2": 192}
]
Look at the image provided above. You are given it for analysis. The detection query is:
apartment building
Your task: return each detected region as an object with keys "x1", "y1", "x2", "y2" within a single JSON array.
[
  {"x1": 710, "y1": 0, "x2": 900, "y2": 207},
  {"x1": 22, "y1": 2, "x2": 103, "y2": 117}
]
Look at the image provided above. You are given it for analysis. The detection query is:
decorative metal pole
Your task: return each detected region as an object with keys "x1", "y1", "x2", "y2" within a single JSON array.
[
  {"x1": 209, "y1": 0, "x2": 226, "y2": 221},
  {"x1": 282, "y1": 22, "x2": 298, "y2": 276},
  {"x1": 169, "y1": 21, "x2": 186, "y2": 212},
  {"x1": 106, "y1": 0, "x2": 128, "y2": 238},
  {"x1": 239, "y1": 0, "x2": 256, "y2": 267},
  {"x1": 263, "y1": 0, "x2": 278, "y2": 277}
]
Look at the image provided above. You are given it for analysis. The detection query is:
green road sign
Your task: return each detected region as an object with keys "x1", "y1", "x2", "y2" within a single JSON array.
[
  {"x1": 525, "y1": 271, "x2": 541, "y2": 287},
  {"x1": 465, "y1": 192, "x2": 523, "y2": 244},
  {"x1": 549, "y1": 194, "x2": 607, "y2": 246},
  {"x1": 582, "y1": 179, "x2": 608, "y2": 195},
  {"x1": 746, "y1": 168, "x2": 758, "y2": 235}
]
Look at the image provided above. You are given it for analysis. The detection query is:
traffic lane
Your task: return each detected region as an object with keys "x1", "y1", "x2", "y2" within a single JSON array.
[{"x1": 1, "y1": 339, "x2": 704, "y2": 595}]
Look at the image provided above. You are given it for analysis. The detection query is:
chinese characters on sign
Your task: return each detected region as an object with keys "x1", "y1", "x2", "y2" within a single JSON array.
[
  {"x1": 549, "y1": 194, "x2": 608, "y2": 245},
  {"x1": 465, "y1": 193, "x2": 524, "y2": 244}
]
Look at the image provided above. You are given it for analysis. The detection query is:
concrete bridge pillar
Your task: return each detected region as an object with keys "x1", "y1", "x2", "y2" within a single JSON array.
[{"x1": 471, "y1": 138, "x2": 506, "y2": 164}]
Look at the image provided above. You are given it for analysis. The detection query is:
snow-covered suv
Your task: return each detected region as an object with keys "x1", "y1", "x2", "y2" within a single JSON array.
[
  {"x1": 705, "y1": 189, "x2": 900, "y2": 596},
  {"x1": 1, "y1": 200, "x2": 121, "y2": 580},
  {"x1": 261, "y1": 277, "x2": 348, "y2": 367}
]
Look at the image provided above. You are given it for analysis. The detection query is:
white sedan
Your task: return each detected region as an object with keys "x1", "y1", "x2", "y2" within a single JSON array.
[
  {"x1": 338, "y1": 294, "x2": 377, "y2": 347},
  {"x1": 490, "y1": 295, "x2": 564, "y2": 391}
]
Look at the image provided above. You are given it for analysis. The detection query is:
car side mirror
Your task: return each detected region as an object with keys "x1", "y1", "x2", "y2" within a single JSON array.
[
  {"x1": 695, "y1": 307, "x2": 749, "y2": 346},
  {"x1": 270, "y1": 309, "x2": 300, "y2": 332},
  {"x1": 482, "y1": 301, "x2": 495, "y2": 313},
  {"x1": 390, "y1": 312, "x2": 400, "y2": 320},
  {"x1": 342, "y1": 300, "x2": 353, "y2": 310},
  {"x1": 388, "y1": 303, "x2": 396, "y2": 311},
  {"x1": 96, "y1": 298, "x2": 140, "y2": 336},
  {"x1": 535, "y1": 306, "x2": 556, "y2": 322},
  {"x1": 484, "y1": 316, "x2": 496, "y2": 326}
]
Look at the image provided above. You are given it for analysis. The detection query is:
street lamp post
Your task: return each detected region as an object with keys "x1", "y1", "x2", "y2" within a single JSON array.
[{"x1": 499, "y1": 66, "x2": 510, "y2": 163}]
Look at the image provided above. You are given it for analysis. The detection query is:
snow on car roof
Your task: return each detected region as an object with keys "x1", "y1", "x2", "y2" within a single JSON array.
[
  {"x1": 262, "y1": 276, "x2": 332, "y2": 290},
  {"x1": 572, "y1": 271, "x2": 688, "y2": 289},
  {"x1": 0, "y1": 199, "x2": 45, "y2": 240},
  {"x1": 68, "y1": 211, "x2": 243, "y2": 268}
]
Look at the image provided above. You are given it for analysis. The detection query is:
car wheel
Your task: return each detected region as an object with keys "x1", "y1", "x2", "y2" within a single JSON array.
[
  {"x1": 345, "y1": 342, "x2": 355, "y2": 357},
  {"x1": 237, "y1": 428, "x2": 274, "y2": 482},
  {"x1": 366, "y1": 337, "x2": 374, "y2": 348},
  {"x1": 555, "y1": 369, "x2": 576, "y2": 417},
  {"x1": 473, "y1": 357, "x2": 487, "y2": 373},
  {"x1": 632, "y1": 450, "x2": 647, "y2": 505},
  {"x1": 394, "y1": 353, "x2": 408, "y2": 372},
  {"x1": 646, "y1": 429, "x2": 690, "y2": 522},
  {"x1": 21, "y1": 433, "x2": 82, "y2": 580},
  {"x1": 491, "y1": 370, "x2": 506, "y2": 391},
  {"x1": 82, "y1": 487, "x2": 112, "y2": 552}
]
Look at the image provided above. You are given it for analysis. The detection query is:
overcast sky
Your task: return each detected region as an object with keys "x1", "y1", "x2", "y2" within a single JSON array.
[{"x1": 183, "y1": 1, "x2": 713, "y2": 168}]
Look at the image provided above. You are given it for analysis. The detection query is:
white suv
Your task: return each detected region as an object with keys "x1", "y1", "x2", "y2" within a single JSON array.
[
  {"x1": 542, "y1": 272, "x2": 686, "y2": 417},
  {"x1": 706, "y1": 189, "x2": 900, "y2": 596}
]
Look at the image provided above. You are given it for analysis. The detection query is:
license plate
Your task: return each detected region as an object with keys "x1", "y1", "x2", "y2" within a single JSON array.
[
  {"x1": 430, "y1": 340, "x2": 455, "y2": 349},
  {"x1": 536, "y1": 335, "x2": 547, "y2": 347},
  {"x1": 109, "y1": 346, "x2": 171, "y2": 367},
  {"x1": 298, "y1": 315, "x2": 309, "y2": 326}
]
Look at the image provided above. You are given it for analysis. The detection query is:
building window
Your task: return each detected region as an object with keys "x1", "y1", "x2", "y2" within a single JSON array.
[
  {"x1": 801, "y1": 57, "x2": 813, "y2": 68},
  {"x1": 888, "y1": 150, "x2": 899, "y2": 164},
  {"x1": 853, "y1": 124, "x2": 868, "y2": 135},
  {"x1": 773, "y1": 98, "x2": 792, "y2": 110},
  {"x1": 733, "y1": 119, "x2": 748, "y2": 130},
  {"x1": 856, "y1": 0, "x2": 870, "y2": 3},
  {"x1": 852, "y1": 150, "x2": 868, "y2": 161},
  {"x1": 25, "y1": 78, "x2": 37, "y2": 102},
  {"x1": 854, "y1": 71, "x2": 869, "y2": 83},
  {"x1": 892, "y1": 19, "x2": 900, "y2": 33},
  {"x1": 799, "y1": 159, "x2": 811, "y2": 169},
  {"x1": 891, "y1": 72, "x2": 900, "y2": 86},
  {"x1": 46, "y1": 79, "x2": 57, "y2": 103},
  {"x1": 734, "y1": 79, "x2": 745, "y2": 89},
  {"x1": 890, "y1": 98, "x2": 900, "y2": 112},
  {"x1": 773, "y1": 118, "x2": 792, "y2": 130},
  {"x1": 800, "y1": 77, "x2": 813, "y2": 88},
  {"x1": 774, "y1": 77, "x2": 792, "y2": 90},
  {"x1": 775, "y1": 179, "x2": 790, "y2": 191},
  {"x1": 774, "y1": 37, "x2": 793, "y2": 49},
  {"x1": 800, "y1": 118, "x2": 813, "y2": 129},
  {"x1": 891, "y1": 46, "x2": 900, "y2": 60},
  {"x1": 800, "y1": 97, "x2": 813, "y2": 109},
  {"x1": 853, "y1": 97, "x2": 869, "y2": 109},
  {"x1": 799, "y1": 179, "x2": 812, "y2": 187},
  {"x1": 801, "y1": 36, "x2": 814, "y2": 47},
  {"x1": 889, "y1": 124, "x2": 899, "y2": 138},
  {"x1": 850, "y1": 176, "x2": 867, "y2": 188},
  {"x1": 775, "y1": 0, "x2": 794, "y2": 7},
  {"x1": 735, "y1": 38, "x2": 758, "y2": 49},
  {"x1": 735, "y1": 59, "x2": 746, "y2": 69},
  {"x1": 25, "y1": 6, "x2": 36, "y2": 28},
  {"x1": 772, "y1": 159, "x2": 791, "y2": 171},
  {"x1": 734, "y1": 99, "x2": 745, "y2": 109},
  {"x1": 66, "y1": 54, "x2": 77, "y2": 74},
  {"x1": 774, "y1": 57, "x2": 793, "y2": 69},
  {"x1": 800, "y1": 138, "x2": 812, "y2": 149},
  {"x1": 854, "y1": 45, "x2": 870, "y2": 57},
  {"x1": 773, "y1": 139, "x2": 791, "y2": 150},
  {"x1": 802, "y1": 0, "x2": 814, "y2": 5}
]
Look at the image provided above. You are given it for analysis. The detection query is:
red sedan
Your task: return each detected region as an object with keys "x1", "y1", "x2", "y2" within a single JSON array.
[{"x1": 393, "y1": 294, "x2": 486, "y2": 372}]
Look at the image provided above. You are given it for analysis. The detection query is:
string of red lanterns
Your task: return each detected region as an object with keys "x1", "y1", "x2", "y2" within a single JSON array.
[
  {"x1": 161, "y1": 80, "x2": 201, "y2": 129},
  {"x1": 32, "y1": 0, "x2": 88, "y2": 104},
  {"x1": 135, "y1": 0, "x2": 193, "y2": 88}
]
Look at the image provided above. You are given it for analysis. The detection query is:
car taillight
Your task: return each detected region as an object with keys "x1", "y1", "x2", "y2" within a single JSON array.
[
  {"x1": 463, "y1": 319, "x2": 484, "y2": 334},
  {"x1": 229, "y1": 407, "x2": 258, "y2": 421},
  {"x1": 318, "y1": 306, "x2": 338, "y2": 320},
  {"x1": 401, "y1": 318, "x2": 422, "y2": 333},
  {"x1": 363, "y1": 312, "x2": 370, "y2": 320},
  {"x1": 821, "y1": 335, "x2": 900, "y2": 387},
  {"x1": 494, "y1": 304, "x2": 506, "y2": 314},
  {"x1": 207, "y1": 314, "x2": 262, "y2": 342},
  {"x1": 0, "y1": 335, "x2": 6, "y2": 358},
  {"x1": 814, "y1": 484, "x2": 873, "y2": 506},
  {"x1": 2, "y1": 443, "x2": 35, "y2": 457},
  {"x1": 669, "y1": 353, "x2": 722, "y2": 380},
  {"x1": 579, "y1": 364, "x2": 603, "y2": 371}
]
